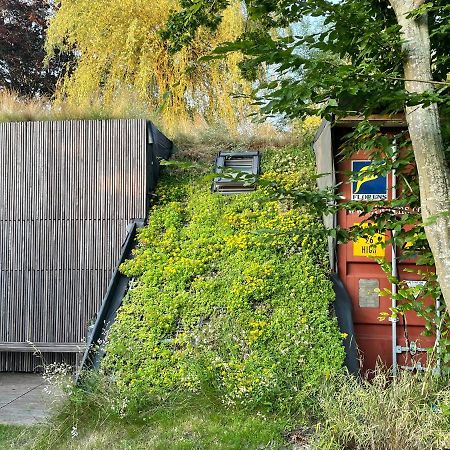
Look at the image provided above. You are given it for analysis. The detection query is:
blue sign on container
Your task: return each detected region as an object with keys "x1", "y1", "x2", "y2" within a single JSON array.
[{"x1": 351, "y1": 160, "x2": 387, "y2": 201}]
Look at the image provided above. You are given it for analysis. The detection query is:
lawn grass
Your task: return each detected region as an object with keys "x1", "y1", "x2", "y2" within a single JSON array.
[
  {"x1": 60, "y1": 409, "x2": 286, "y2": 450},
  {"x1": 0, "y1": 424, "x2": 35, "y2": 449},
  {"x1": 24, "y1": 394, "x2": 290, "y2": 450}
]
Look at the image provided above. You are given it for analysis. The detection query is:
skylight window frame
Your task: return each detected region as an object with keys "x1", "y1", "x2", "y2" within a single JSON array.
[{"x1": 212, "y1": 151, "x2": 261, "y2": 195}]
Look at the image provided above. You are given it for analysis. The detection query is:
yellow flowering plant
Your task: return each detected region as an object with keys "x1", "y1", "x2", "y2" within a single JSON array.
[{"x1": 102, "y1": 145, "x2": 345, "y2": 413}]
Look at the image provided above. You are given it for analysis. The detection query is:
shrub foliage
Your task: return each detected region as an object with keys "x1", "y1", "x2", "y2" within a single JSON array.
[{"x1": 103, "y1": 145, "x2": 345, "y2": 411}]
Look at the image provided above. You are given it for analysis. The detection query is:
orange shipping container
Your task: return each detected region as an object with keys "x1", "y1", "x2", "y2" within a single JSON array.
[{"x1": 313, "y1": 115, "x2": 437, "y2": 375}]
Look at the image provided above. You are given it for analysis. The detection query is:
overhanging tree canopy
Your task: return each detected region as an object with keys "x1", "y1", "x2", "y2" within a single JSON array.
[
  {"x1": 164, "y1": 0, "x2": 450, "y2": 309},
  {"x1": 45, "y1": 0, "x2": 254, "y2": 128},
  {"x1": 0, "y1": 0, "x2": 70, "y2": 96}
]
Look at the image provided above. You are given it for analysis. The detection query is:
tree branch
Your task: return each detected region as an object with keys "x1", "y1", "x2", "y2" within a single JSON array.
[{"x1": 387, "y1": 76, "x2": 450, "y2": 87}]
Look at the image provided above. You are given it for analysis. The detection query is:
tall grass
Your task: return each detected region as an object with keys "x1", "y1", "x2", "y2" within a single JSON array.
[
  {"x1": 25, "y1": 372, "x2": 288, "y2": 450},
  {"x1": 313, "y1": 369, "x2": 450, "y2": 450},
  {"x1": 18, "y1": 369, "x2": 450, "y2": 449},
  {"x1": 0, "y1": 91, "x2": 312, "y2": 160},
  {"x1": 0, "y1": 90, "x2": 151, "y2": 123},
  {"x1": 171, "y1": 115, "x2": 320, "y2": 162}
]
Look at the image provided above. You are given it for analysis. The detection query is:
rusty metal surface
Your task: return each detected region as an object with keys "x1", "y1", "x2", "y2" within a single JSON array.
[
  {"x1": 335, "y1": 114, "x2": 407, "y2": 128},
  {"x1": 335, "y1": 148, "x2": 435, "y2": 373},
  {"x1": 0, "y1": 119, "x2": 148, "y2": 371},
  {"x1": 314, "y1": 119, "x2": 436, "y2": 373}
]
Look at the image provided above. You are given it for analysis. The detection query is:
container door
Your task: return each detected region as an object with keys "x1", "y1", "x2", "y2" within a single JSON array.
[{"x1": 335, "y1": 150, "x2": 436, "y2": 373}]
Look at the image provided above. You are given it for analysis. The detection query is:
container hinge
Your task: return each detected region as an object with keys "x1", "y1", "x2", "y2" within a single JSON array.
[
  {"x1": 395, "y1": 341, "x2": 427, "y2": 355},
  {"x1": 400, "y1": 362, "x2": 425, "y2": 372}
]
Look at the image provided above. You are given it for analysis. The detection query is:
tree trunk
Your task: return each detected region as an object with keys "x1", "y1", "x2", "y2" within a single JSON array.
[{"x1": 389, "y1": 0, "x2": 450, "y2": 308}]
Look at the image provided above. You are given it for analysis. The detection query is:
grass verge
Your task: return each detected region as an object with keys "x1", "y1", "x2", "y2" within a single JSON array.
[
  {"x1": 4, "y1": 371, "x2": 450, "y2": 449},
  {"x1": 312, "y1": 370, "x2": 450, "y2": 450},
  {"x1": 26, "y1": 388, "x2": 289, "y2": 450},
  {"x1": 0, "y1": 424, "x2": 34, "y2": 449}
]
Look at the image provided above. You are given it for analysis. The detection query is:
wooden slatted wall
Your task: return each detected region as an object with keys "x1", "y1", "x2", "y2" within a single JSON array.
[{"x1": 0, "y1": 119, "x2": 148, "y2": 371}]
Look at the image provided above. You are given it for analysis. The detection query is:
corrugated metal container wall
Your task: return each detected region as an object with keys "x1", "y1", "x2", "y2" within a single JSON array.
[
  {"x1": 0, "y1": 119, "x2": 148, "y2": 371},
  {"x1": 314, "y1": 117, "x2": 436, "y2": 374}
]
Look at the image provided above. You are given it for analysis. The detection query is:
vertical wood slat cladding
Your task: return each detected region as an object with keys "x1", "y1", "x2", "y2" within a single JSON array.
[
  {"x1": 0, "y1": 119, "x2": 148, "y2": 371},
  {"x1": 0, "y1": 352, "x2": 77, "y2": 372}
]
